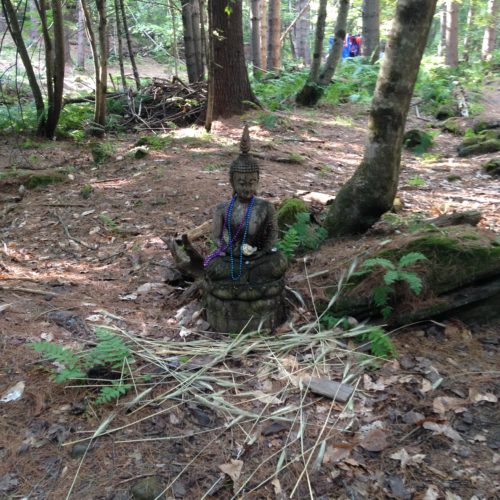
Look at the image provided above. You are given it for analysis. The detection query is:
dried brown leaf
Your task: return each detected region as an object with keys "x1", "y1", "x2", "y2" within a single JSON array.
[
  {"x1": 360, "y1": 428, "x2": 388, "y2": 452},
  {"x1": 219, "y1": 459, "x2": 243, "y2": 482}
]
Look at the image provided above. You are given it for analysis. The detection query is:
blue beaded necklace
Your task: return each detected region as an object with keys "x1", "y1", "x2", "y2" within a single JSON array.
[{"x1": 228, "y1": 195, "x2": 255, "y2": 281}]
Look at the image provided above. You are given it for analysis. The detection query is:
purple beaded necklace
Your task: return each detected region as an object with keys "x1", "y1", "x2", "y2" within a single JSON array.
[{"x1": 203, "y1": 194, "x2": 254, "y2": 271}]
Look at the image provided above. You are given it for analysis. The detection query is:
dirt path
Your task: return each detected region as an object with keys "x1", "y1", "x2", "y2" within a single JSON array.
[{"x1": 0, "y1": 103, "x2": 499, "y2": 499}]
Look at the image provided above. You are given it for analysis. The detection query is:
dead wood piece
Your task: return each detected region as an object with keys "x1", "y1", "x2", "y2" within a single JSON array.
[
  {"x1": 305, "y1": 378, "x2": 355, "y2": 403},
  {"x1": 296, "y1": 190, "x2": 335, "y2": 205},
  {"x1": 186, "y1": 220, "x2": 212, "y2": 241},
  {"x1": 162, "y1": 236, "x2": 203, "y2": 279},
  {"x1": 54, "y1": 213, "x2": 97, "y2": 250},
  {"x1": 0, "y1": 285, "x2": 59, "y2": 297},
  {"x1": 427, "y1": 210, "x2": 482, "y2": 228}
]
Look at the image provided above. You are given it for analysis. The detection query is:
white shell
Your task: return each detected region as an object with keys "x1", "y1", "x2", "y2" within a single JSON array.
[{"x1": 242, "y1": 244, "x2": 257, "y2": 256}]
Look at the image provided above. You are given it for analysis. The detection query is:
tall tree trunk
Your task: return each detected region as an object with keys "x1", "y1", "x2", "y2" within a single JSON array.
[
  {"x1": 29, "y1": 0, "x2": 38, "y2": 42},
  {"x1": 294, "y1": 0, "x2": 311, "y2": 65},
  {"x1": 168, "y1": 0, "x2": 179, "y2": 77},
  {"x1": 2, "y1": 0, "x2": 45, "y2": 134},
  {"x1": 295, "y1": 0, "x2": 328, "y2": 106},
  {"x1": 63, "y1": 3, "x2": 74, "y2": 66},
  {"x1": 76, "y1": 0, "x2": 86, "y2": 69},
  {"x1": 362, "y1": 0, "x2": 380, "y2": 61},
  {"x1": 205, "y1": 0, "x2": 259, "y2": 128},
  {"x1": 181, "y1": 0, "x2": 197, "y2": 82},
  {"x1": 251, "y1": 0, "x2": 262, "y2": 77},
  {"x1": 199, "y1": 0, "x2": 208, "y2": 71},
  {"x1": 481, "y1": 0, "x2": 498, "y2": 60},
  {"x1": 325, "y1": 0, "x2": 438, "y2": 236},
  {"x1": 267, "y1": 0, "x2": 281, "y2": 71},
  {"x1": 191, "y1": 0, "x2": 204, "y2": 80},
  {"x1": 260, "y1": 0, "x2": 268, "y2": 71},
  {"x1": 114, "y1": 0, "x2": 126, "y2": 88},
  {"x1": 437, "y1": 4, "x2": 446, "y2": 57},
  {"x1": 35, "y1": 0, "x2": 65, "y2": 138},
  {"x1": 81, "y1": 0, "x2": 107, "y2": 135},
  {"x1": 462, "y1": 0, "x2": 474, "y2": 62},
  {"x1": 319, "y1": 0, "x2": 349, "y2": 84},
  {"x1": 444, "y1": 0, "x2": 458, "y2": 66},
  {"x1": 118, "y1": 0, "x2": 140, "y2": 89}
]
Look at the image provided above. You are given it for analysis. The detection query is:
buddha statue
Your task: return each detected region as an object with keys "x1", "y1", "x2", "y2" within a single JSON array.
[{"x1": 203, "y1": 126, "x2": 288, "y2": 333}]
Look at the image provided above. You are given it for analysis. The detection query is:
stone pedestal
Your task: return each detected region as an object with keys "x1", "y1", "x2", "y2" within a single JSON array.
[{"x1": 204, "y1": 278, "x2": 286, "y2": 333}]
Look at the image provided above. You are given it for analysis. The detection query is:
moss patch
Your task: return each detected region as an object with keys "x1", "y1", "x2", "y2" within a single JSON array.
[
  {"x1": 276, "y1": 198, "x2": 309, "y2": 231},
  {"x1": 483, "y1": 158, "x2": 500, "y2": 176}
]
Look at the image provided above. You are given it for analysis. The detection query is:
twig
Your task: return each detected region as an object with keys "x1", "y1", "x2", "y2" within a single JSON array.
[
  {"x1": 54, "y1": 212, "x2": 97, "y2": 250},
  {"x1": 0, "y1": 285, "x2": 59, "y2": 297}
]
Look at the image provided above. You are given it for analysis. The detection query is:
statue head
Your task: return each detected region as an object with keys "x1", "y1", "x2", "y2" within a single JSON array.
[{"x1": 230, "y1": 125, "x2": 260, "y2": 202}]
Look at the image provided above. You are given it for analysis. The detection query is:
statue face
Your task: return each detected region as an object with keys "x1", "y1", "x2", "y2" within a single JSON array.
[{"x1": 232, "y1": 172, "x2": 259, "y2": 201}]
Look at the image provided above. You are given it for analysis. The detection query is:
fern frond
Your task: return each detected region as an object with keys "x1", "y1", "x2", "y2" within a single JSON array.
[
  {"x1": 398, "y1": 252, "x2": 427, "y2": 268},
  {"x1": 398, "y1": 271, "x2": 424, "y2": 295},
  {"x1": 277, "y1": 227, "x2": 300, "y2": 259},
  {"x1": 383, "y1": 269, "x2": 400, "y2": 286},
  {"x1": 361, "y1": 258, "x2": 395, "y2": 271},
  {"x1": 87, "y1": 328, "x2": 131, "y2": 369},
  {"x1": 373, "y1": 285, "x2": 391, "y2": 308},
  {"x1": 95, "y1": 381, "x2": 131, "y2": 405},
  {"x1": 54, "y1": 368, "x2": 87, "y2": 383},
  {"x1": 32, "y1": 342, "x2": 81, "y2": 370},
  {"x1": 366, "y1": 328, "x2": 397, "y2": 358}
]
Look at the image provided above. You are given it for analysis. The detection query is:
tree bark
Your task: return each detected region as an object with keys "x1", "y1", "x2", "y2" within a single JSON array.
[
  {"x1": 199, "y1": 0, "x2": 208, "y2": 72},
  {"x1": 168, "y1": 0, "x2": 180, "y2": 76},
  {"x1": 181, "y1": 0, "x2": 197, "y2": 83},
  {"x1": 319, "y1": 0, "x2": 349, "y2": 85},
  {"x1": 437, "y1": 3, "x2": 446, "y2": 57},
  {"x1": 325, "y1": 0, "x2": 438, "y2": 236},
  {"x1": 260, "y1": 0, "x2": 268, "y2": 71},
  {"x1": 250, "y1": 0, "x2": 262, "y2": 77},
  {"x1": 267, "y1": 0, "x2": 281, "y2": 71},
  {"x1": 63, "y1": 3, "x2": 74, "y2": 66},
  {"x1": 462, "y1": 0, "x2": 474, "y2": 62},
  {"x1": 205, "y1": 0, "x2": 259, "y2": 127},
  {"x1": 295, "y1": 0, "x2": 328, "y2": 106},
  {"x1": 362, "y1": 0, "x2": 380, "y2": 61},
  {"x1": 1, "y1": 0, "x2": 45, "y2": 134},
  {"x1": 114, "y1": 0, "x2": 126, "y2": 89},
  {"x1": 481, "y1": 0, "x2": 498, "y2": 60},
  {"x1": 118, "y1": 0, "x2": 140, "y2": 89},
  {"x1": 34, "y1": 0, "x2": 65, "y2": 138},
  {"x1": 76, "y1": 0, "x2": 86, "y2": 69},
  {"x1": 191, "y1": 0, "x2": 204, "y2": 80},
  {"x1": 294, "y1": 0, "x2": 311, "y2": 65},
  {"x1": 444, "y1": 0, "x2": 458, "y2": 66}
]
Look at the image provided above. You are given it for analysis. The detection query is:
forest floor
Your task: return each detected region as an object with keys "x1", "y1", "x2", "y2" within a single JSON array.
[{"x1": 0, "y1": 79, "x2": 499, "y2": 500}]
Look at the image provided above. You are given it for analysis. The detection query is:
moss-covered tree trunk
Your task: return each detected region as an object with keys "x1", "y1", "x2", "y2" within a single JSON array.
[{"x1": 325, "y1": 0, "x2": 437, "y2": 236}]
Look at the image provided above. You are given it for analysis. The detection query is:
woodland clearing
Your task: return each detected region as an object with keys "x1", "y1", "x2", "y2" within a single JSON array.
[{"x1": 0, "y1": 77, "x2": 499, "y2": 499}]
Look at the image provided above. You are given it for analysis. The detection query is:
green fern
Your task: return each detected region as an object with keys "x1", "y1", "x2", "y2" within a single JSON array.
[
  {"x1": 360, "y1": 252, "x2": 427, "y2": 319},
  {"x1": 32, "y1": 328, "x2": 134, "y2": 404},
  {"x1": 276, "y1": 227, "x2": 300, "y2": 259},
  {"x1": 361, "y1": 328, "x2": 397, "y2": 359},
  {"x1": 87, "y1": 328, "x2": 132, "y2": 369},
  {"x1": 95, "y1": 380, "x2": 132, "y2": 405}
]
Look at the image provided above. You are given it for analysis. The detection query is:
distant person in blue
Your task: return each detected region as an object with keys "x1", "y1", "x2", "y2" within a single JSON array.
[{"x1": 329, "y1": 34, "x2": 362, "y2": 59}]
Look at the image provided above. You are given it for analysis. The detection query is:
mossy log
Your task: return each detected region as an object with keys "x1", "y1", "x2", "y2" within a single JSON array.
[
  {"x1": 483, "y1": 158, "x2": 500, "y2": 177},
  {"x1": 331, "y1": 226, "x2": 500, "y2": 326}
]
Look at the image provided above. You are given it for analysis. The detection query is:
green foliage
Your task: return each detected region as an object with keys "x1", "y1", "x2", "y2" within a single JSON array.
[
  {"x1": 80, "y1": 184, "x2": 94, "y2": 199},
  {"x1": 25, "y1": 173, "x2": 66, "y2": 189},
  {"x1": 403, "y1": 129, "x2": 436, "y2": 154},
  {"x1": 277, "y1": 212, "x2": 327, "y2": 260},
  {"x1": 361, "y1": 328, "x2": 397, "y2": 359},
  {"x1": 32, "y1": 327, "x2": 134, "y2": 405},
  {"x1": 134, "y1": 134, "x2": 172, "y2": 150},
  {"x1": 91, "y1": 142, "x2": 114, "y2": 164},
  {"x1": 252, "y1": 70, "x2": 309, "y2": 110},
  {"x1": 320, "y1": 314, "x2": 396, "y2": 359},
  {"x1": 277, "y1": 198, "x2": 309, "y2": 230},
  {"x1": 359, "y1": 252, "x2": 427, "y2": 318},
  {"x1": 58, "y1": 103, "x2": 94, "y2": 139},
  {"x1": 99, "y1": 213, "x2": 119, "y2": 231},
  {"x1": 203, "y1": 162, "x2": 226, "y2": 172},
  {"x1": 407, "y1": 175, "x2": 427, "y2": 187}
]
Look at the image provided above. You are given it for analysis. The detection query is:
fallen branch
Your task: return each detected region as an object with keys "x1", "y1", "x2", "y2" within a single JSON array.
[
  {"x1": 54, "y1": 212, "x2": 97, "y2": 250},
  {"x1": 0, "y1": 285, "x2": 59, "y2": 297}
]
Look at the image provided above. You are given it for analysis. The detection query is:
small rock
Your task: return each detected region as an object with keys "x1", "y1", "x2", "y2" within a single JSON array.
[
  {"x1": 70, "y1": 443, "x2": 91, "y2": 459},
  {"x1": 172, "y1": 481, "x2": 186, "y2": 498},
  {"x1": 461, "y1": 411, "x2": 473, "y2": 425},
  {"x1": 399, "y1": 355, "x2": 415, "y2": 370},
  {"x1": 131, "y1": 476, "x2": 164, "y2": 500},
  {"x1": 47, "y1": 311, "x2": 91, "y2": 337},
  {"x1": 455, "y1": 446, "x2": 471, "y2": 458},
  {"x1": 402, "y1": 411, "x2": 424, "y2": 425}
]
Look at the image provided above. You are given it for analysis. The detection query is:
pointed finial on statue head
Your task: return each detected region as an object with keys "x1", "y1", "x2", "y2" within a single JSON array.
[{"x1": 240, "y1": 124, "x2": 251, "y2": 155}]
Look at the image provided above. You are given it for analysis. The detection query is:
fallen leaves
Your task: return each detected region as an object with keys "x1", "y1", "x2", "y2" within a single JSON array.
[
  {"x1": 390, "y1": 448, "x2": 426, "y2": 468},
  {"x1": 432, "y1": 396, "x2": 467, "y2": 415},
  {"x1": 322, "y1": 445, "x2": 351, "y2": 464},
  {"x1": 219, "y1": 459, "x2": 243, "y2": 482},
  {"x1": 359, "y1": 428, "x2": 388, "y2": 452},
  {"x1": 422, "y1": 422, "x2": 463, "y2": 441}
]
